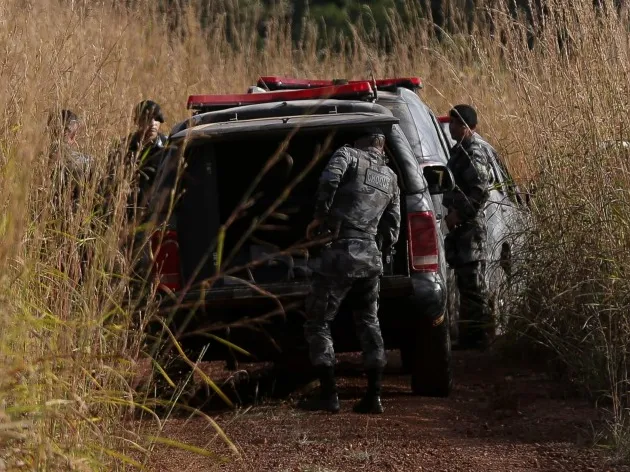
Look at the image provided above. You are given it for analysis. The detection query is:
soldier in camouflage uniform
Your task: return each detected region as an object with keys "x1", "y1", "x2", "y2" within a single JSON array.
[
  {"x1": 47, "y1": 109, "x2": 93, "y2": 205},
  {"x1": 443, "y1": 104, "x2": 493, "y2": 349},
  {"x1": 46, "y1": 109, "x2": 94, "y2": 281},
  {"x1": 299, "y1": 128, "x2": 401, "y2": 414}
]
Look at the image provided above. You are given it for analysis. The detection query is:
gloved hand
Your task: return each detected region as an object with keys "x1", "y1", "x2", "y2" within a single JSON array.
[
  {"x1": 445, "y1": 210, "x2": 461, "y2": 231},
  {"x1": 306, "y1": 218, "x2": 323, "y2": 240}
]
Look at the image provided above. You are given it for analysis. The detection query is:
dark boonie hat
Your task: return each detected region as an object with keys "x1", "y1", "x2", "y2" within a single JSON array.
[{"x1": 133, "y1": 100, "x2": 165, "y2": 123}]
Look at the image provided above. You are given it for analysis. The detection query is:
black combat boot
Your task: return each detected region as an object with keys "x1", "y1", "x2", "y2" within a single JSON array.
[
  {"x1": 297, "y1": 365, "x2": 340, "y2": 413},
  {"x1": 353, "y1": 368, "x2": 384, "y2": 414}
]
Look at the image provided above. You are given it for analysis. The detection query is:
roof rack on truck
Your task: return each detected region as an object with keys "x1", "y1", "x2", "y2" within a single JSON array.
[
  {"x1": 256, "y1": 76, "x2": 423, "y2": 92},
  {"x1": 187, "y1": 81, "x2": 376, "y2": 114}
]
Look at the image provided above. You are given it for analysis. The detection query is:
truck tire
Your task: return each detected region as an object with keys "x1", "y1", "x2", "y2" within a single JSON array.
[{"x1": 406, "y1": 312, "x2": 453, "y2": 397}]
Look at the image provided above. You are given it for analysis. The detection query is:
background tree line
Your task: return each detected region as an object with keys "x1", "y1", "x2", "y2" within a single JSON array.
[
  {"x1": 115, "y1": 0, "x2": 628, "y2": 51},
  {"x1": 146, "y1": 0, "x2": 546, "y2": 45}
]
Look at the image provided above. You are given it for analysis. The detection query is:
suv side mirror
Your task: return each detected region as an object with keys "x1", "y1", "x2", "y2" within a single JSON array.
[{"x1": 421, "y1": 163, "x2": 455, "y2": 195}]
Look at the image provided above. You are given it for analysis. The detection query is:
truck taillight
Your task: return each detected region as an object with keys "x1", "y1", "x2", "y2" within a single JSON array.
[
  {"x1": 151, "y1": 230, "x2": 182, "y2": 292},
  {"x1": 407, "y1": 211, "x2": 439, "y2": 272}
]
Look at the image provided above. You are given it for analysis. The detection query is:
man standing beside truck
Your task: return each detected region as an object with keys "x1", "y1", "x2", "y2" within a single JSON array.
[
  {"x1": 102, "y1": 100, "x2": 167, "y2": 222},
  {"x1": 119, "y1": 100, "x2": 168, "y2": 219},
  {"x1": 443, "y1": 104, "x2": 493, "y2": 350},
  {"x1": 300, "y1": 127, "x2": 401, "y2": 415}
]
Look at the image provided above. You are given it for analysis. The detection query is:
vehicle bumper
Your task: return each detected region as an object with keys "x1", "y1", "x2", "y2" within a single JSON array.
[
  {"x1": 157, "y1": 275, "x2": 414, "y2": 314},
  {"x1": 152, "y1": 273, "x2": 446, "y2": 361}
]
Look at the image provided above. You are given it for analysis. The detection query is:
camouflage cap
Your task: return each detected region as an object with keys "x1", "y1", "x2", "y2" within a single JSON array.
[{"x1": 133, "y1": 100, "x2": 165, "y2": 124}]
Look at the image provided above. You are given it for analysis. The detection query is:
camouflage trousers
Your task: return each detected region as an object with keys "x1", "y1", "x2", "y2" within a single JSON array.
[
  {"x1": 304, "y1": 274, "x2": 386, "y2": 370},
  {"x1": 455, "y1": 261, "x2": 492, "y2": 347},
  {"x1": 444, "y1": 220, "x2": 487, "y2": 266}
]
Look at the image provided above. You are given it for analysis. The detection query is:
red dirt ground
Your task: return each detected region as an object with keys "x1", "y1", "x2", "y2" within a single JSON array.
[{"x1": 136, "y1": 350, "x2": 630, "y2": 472}]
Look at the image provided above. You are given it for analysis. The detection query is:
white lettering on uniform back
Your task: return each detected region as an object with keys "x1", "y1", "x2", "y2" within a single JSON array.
[{"x1": 364, "y1": 167, "x2": 391, "y2": 193}]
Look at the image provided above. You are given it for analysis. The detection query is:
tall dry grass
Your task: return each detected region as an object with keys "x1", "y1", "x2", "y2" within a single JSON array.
[
  {"x1": 483, "y1": 0, "x2": 630, "y2": 458},
  {"x1": 2, "y1": 0, "x2": 630, "y2": 468},
  {"x1": 429, "y1": 0, "x2": 630, "y2": 458}
]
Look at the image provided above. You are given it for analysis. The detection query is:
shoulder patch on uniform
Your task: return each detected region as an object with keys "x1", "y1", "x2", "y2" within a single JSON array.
[{"x1": 364, "y1": 167, "x2": 392, "y2": 193}]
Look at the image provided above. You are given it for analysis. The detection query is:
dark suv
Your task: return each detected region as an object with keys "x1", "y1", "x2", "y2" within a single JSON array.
[
  {"x1": 248, "y1": 77, "x2": 529, "y2": 341},
  {"x1": 146, "y1": 79, "x2": 456, "y2": 397}
]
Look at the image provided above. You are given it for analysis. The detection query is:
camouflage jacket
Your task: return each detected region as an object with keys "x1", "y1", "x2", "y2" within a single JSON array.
[
  {"x1": 313, "y1": 145, "x2": 401, "y2": 278},
  {"x1": 49, "y1": 143, "x2": 93, "y2": 211},
  {"x1": 443, "y1": 133, "x2": 492, "y2": 228}
]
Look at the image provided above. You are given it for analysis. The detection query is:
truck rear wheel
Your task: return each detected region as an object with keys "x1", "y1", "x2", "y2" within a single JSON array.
[{"x1": 402, "y1": 313, "x2": 453, "y2": 397}]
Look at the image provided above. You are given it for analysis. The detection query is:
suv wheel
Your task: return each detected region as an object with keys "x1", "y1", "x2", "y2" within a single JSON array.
[{"x1": 402, "y1": 312, "x2": 453, "y2": 397}]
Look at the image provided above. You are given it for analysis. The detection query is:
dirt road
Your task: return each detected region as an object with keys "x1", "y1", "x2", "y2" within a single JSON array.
[{"x1": 141, "y1": 350, "x2": 629, "y2": 472}]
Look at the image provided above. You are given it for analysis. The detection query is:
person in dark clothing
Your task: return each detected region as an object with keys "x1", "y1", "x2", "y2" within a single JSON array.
[
  {"x1": 98, "y1": 100, "x2": 168, "y2": 292},
  {"x1": 101, "y1": 100, "x2": 168, "y2": 225},
  {"x1": 122, "y1": 100, "x2": 168, "y2": 217},
  {"x1": 299, "y1": 128, "x2": 401, "y2": 415},
  {"x1": 126, "y1": 99, "x2": 167, "y2": 156},
  {"x1": 443, "y1": 104, "x2": 493, "y2": 349}
]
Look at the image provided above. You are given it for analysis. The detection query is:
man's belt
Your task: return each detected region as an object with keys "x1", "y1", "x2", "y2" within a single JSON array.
[{"x1": 336, "y1": 227, "x2": 376, "y2": 240}]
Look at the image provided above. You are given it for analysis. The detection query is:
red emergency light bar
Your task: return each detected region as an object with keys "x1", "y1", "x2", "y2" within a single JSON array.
[
  {"x1": 370, "y1": 77, "x2": 424, "y2": 91},
  {"x1": 187, "y1": 81, "x2": 375, "y2": 112},
  {"x1": 257, "y1": 76, "x2": 423, "y2": 92}
]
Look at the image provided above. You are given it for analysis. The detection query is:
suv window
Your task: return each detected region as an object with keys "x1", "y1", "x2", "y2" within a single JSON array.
[
  {"x1": 380, "y1": 100, "x2": 423, "y2": 159},
  {"x1": 402, "y1": 92, "x2": 448, "y2": 164},
  {"x1": 379, "y1": 92, "x2": 449, "y2": 165},
  {"x1": 488, "y1": 151, "x2": 523, "y2": 205},
  {"x1": 429, "y1": 113, "x2": 453, "y2": 162}
]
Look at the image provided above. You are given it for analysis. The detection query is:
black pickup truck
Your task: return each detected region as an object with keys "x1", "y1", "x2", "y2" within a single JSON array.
[{"x1": 145, "y1": 78, "x2": 456, "y2": 397}]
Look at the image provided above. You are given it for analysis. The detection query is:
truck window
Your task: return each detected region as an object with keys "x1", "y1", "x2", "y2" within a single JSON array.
[
  {"x1": 380, "y1": 100, "x2": 424, "y2": 161},
  {"x1": 402, "y1": 92, "x2": 449, "y2": 165},
  {"x1": 429, "y1": 113, "x2": 453, "y2": 162},
  {"x1": 380, "y1": 93, "x2": 450, "y2": 165}
]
